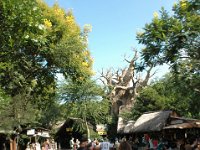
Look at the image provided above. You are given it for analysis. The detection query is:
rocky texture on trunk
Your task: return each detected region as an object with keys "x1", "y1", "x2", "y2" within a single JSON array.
[{"x1": 100, "y1": 51, "x2": 155, "y2": 117}]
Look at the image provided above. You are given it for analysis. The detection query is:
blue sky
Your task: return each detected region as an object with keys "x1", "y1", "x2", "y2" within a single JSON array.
[{"x1": 46, "y1": 0, "x2": 177, "y2": 78}]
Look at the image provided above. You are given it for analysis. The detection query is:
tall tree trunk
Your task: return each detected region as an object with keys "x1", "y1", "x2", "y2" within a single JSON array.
[
  {"x1": 84, "y1": 103, "x2": 90, "y2": 140},
  {"x1": 85, "y1": 120, "x2": 90, "y2": 140},
  {"x1": 100, "y1": 51, "x2": 154, "y2": 123}
]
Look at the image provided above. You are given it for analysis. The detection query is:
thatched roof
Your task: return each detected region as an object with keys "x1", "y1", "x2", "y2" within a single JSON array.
[
  {"x1": 124, "y1": 120, "x2": 135, "y2": 134},
  {"x1": 117, "y1": 117, "x2": 126, "y2": 134},
  {"x1": 53, "y1": 117, "x2": 84, "y2": 133},
  {"x1": 164, "y1": 117, "x2": 200, "y2": 129},
  {"x1": 164, "y1": 122, "x2": 200, "y2": 129},
  {"x1": 131, "y1": 110, "x2": 174, "y2": 133},
  {"x1": 117, "y1": 126, "x2": 125, "y2": 134},
  {"x1": 53, "y1": 117, "x2": 95, "y2": 136},
  {"x1": 117, "y1": 111, "x2": 200, "y2": 134}
]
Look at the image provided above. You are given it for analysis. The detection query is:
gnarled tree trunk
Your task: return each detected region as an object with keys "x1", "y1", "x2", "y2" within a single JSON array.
[{"x1": 100, "y1": 51, "x2": 155, "y2": 118}]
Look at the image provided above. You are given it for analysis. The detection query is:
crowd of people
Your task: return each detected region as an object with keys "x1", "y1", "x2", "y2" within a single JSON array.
[
  {"x1": 69, "y1": 136, "x2": 137, "y2": 150},
  {"x1": 25, "y1": 139, "x2": 57, "y2": 150},
  {"x1": 69, "y1": 135, "x2": 200, "y2": 150},
  {"x1": 24, "y1": 134, "x2": 200, "y2": 150}
]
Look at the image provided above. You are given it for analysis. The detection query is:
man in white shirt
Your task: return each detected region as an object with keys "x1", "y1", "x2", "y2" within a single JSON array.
[
  {"x1": 35, "y1": 142, "x2": 41, "y2": 150},
  {"x1": 70, "y1": 137, "x2": 75, "y2": 150},
  {"x1": 100, "y1": 138, "x2": 112, "y2": 150}
]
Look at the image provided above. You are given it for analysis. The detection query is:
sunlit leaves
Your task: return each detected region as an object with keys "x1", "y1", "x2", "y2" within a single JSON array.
[
  {"x1": 0, "y1": 0, "x2": 95, "y2": 129},
  {"x1": 137, "y1": 0, "x2": 200, "y2": 67},
  {"x1": 58, "y1": 79, "x2": 111, "y2": 132},
  {"x1": 134, "y1": 0, "x2": 200, "y2": 120},
  {"x1": 129, "y1": 73, "x2": 200, "y2": 120}
]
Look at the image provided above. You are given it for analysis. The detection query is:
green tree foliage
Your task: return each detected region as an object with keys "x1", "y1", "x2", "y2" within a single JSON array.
[
  {"x1": 138, "y1": 0, "x2": 199, "y2": 85},
  {"x1": 0, "y1": 0, "x2": 94, "y2": 129},
  {"x1": 133, "y1": 0, "x2": 200, "y2": 119},
  {"x1": 58, "y1": 79, "x2": 111, "y2": 134},
  {"x1": 137, "y1": 0, "x2": 200, "y2": 91},
  {"x1": 137, "y1": 0, "x2": 199, "y2": 67},
  {"x1": 128, "y1": 73, "x2": 200, "y2": 121},
  {"x1": 0, "y1": 0, "x2": 93, "y2": 96},
  {"x1": 0, "y1": 93, "x2": 40, "y2": 130},
  {"x1": 0, "y1": 88, "x2": 12, "y2": 129}
]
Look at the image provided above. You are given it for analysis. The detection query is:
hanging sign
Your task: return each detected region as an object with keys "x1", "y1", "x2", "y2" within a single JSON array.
[{"x1": 27, "y1": 129, "x2": 35, "y2": 136}]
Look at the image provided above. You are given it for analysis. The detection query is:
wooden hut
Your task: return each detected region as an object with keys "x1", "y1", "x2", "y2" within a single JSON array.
[
  {"x1": 117, "y1": 117, "x2": 126, "y2": 135},
  {"x1": 163, "y1": 117, "x2": 200, "y2": 139},
  {"x1": 130, "y1": 110, "x2": 178, "y2": 133},
  {"x1": 117, "y1": 110, "x2": 200, "y2": 141},
  {"x1": 116, "y1": 110, "x2": 178, "y2": 142},
  {"x1": 124, "y1": 120, "x2": 135, "y2": 134},
  {"x1": 53, "y1": 117, "x2": 87, "y2": 149}
]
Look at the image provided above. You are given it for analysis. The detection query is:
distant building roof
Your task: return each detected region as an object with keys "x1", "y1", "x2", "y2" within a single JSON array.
[
  {"x1": 164, "y1": 122, "x2": 200, "y2": 129},
  {"x1": 124, "y1": 120, "x2": 135, "y2": 134},
  {"x1": 131, "y1": 110, "x2": 175, "y2": 133},
  {"x1": 117, "y1": 110, "x2": 200, "y2": 134},
  {"x1": 164, "y1": 117, "x2": 200, "y2": 129}
]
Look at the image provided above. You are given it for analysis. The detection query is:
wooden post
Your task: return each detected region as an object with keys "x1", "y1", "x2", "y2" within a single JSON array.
[
  {"x1": 10, "y1": 136, "x2": 17, "y2": 150},
  {"x1": 10, "y1": 139, "x2": 13, "y2": 150},
  {"x1": 13, "y1": 137, "x2": 17, "y2": 150}
]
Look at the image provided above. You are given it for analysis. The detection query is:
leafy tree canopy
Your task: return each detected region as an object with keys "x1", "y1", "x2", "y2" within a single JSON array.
[
  {"x1": 58, "y1": 79, "x2": 111, "y2": 127},
  {"x1": 137, "y1": 0, "x2": 200, "y2": 92},
  {"x1": 137, "y1": 0, "x2": 199, "y2": 68},
  {"x1": 0, "y1": 0, "x2": 94, "y2": 129},
  {"x1": 0, "y1": 0, "x2": 93, "y2": 97},
  {"x1": 131, "y1": 0, "x2": 200, "y2": 120},
  {"x1": 126, "y1": 73, "x2": 200, "y2": 121}
]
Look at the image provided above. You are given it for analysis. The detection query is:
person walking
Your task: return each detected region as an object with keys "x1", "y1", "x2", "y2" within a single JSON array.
[
  {"x1": 118, "y1": 141, "x2": 132, "y2": 150},
  {"x1": 114, "y1": 138, "x2": 120, "y2": 150},
  {"x1": 70, "y1": 137, "x2": 75, "y2": 150},
  {"x1": 42, "y1": 139, "x2": 50, "y2": 150},
  {"x1": 77, "y1": 136, "x2": 88, "y2": 150},
  {"x1": 75, "y1": 139, "x2": 80, "y2": 149},
  {"x1": 100, "y1": 137, "x2": 112, "y2": 150}
]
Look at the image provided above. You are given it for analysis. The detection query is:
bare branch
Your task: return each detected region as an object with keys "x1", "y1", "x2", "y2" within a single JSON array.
[
  {"x1": 98, "y1": 78, "x2": 107, "y2": 86},
  {"x1": 124, "y1": 58, "x2": 131, "y2": 63},
  {"x1": 114, "y1": 85, "x2": 129, "y2": 90},
  {"x1": 140, "y1": 65, "x2": 155, "y2": 87}
]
